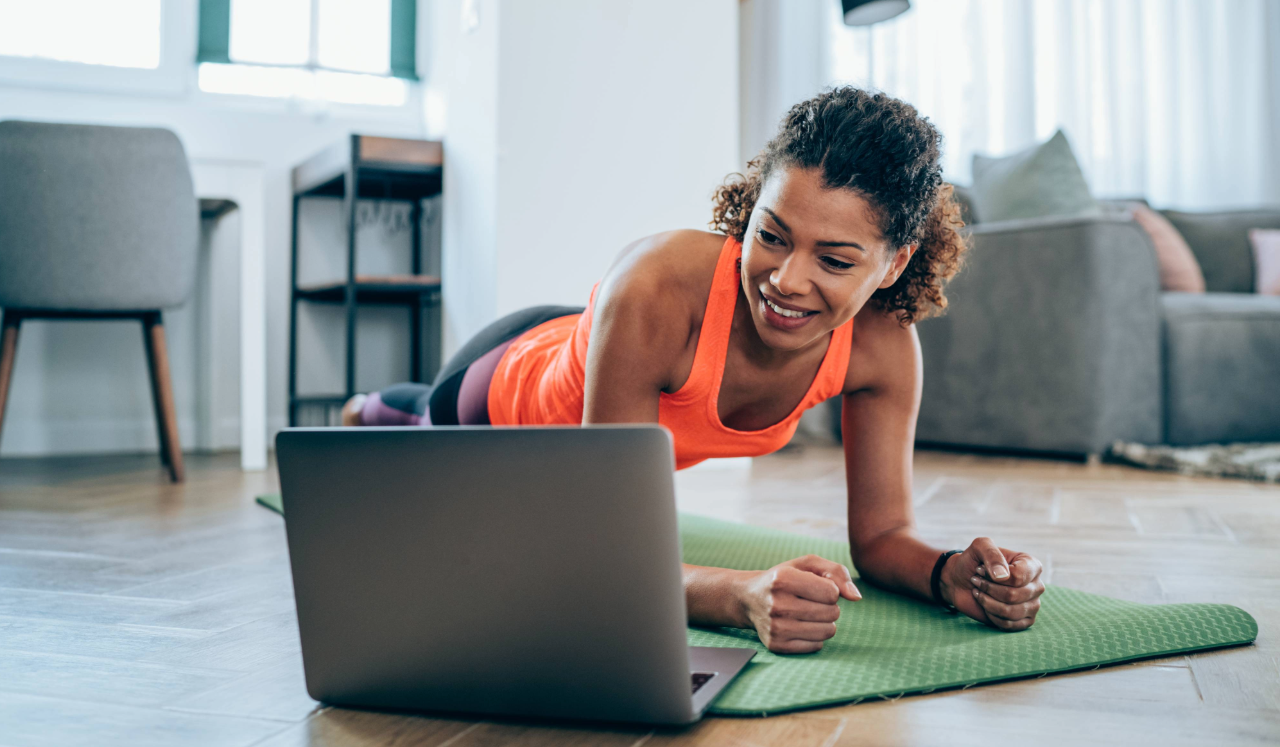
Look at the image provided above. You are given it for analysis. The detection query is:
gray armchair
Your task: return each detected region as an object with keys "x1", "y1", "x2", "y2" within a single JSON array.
[
  {"x1": 916, "y1": 188, "x2": 1280, "y2": 456},
  {"x1": 0, "y1": 121, "x2": 198, "y2": 480}
]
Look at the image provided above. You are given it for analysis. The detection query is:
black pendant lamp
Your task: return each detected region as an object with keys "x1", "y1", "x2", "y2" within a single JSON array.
[{"x1": 841, "y1": 0, "x2": 910, "y2": 26}]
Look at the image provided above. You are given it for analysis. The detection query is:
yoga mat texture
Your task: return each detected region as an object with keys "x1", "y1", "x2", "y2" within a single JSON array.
[
  {"x1": 256, "y1": 494, "x2": 1257, "y2": 715},
  {"x1": 257, "y1": 493, "x2": 284, "y2": 513}
]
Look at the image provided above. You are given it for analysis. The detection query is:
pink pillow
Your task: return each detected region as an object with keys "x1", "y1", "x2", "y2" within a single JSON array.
[
  {"x1": 1251, "y1": 228, "x2": 1280, "y2": 295},
  {"x1": 1130, "y1": 205, "x2": 1205, "y2": 292}
]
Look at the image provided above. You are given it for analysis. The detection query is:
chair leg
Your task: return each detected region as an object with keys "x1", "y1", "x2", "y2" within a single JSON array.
[
  {"x1": 0, "y1": 312, "x2": 21, "y2": 448},
  {"x1": 142, "y1": 312, "x2": 184, "y2": 482},
  {"x1": 141, "y1": 315, "x2": 171, "y2": 470}
]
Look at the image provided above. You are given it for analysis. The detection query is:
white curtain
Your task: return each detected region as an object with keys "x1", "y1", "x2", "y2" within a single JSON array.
[
  {"x1": 821, "y1": 0, "x2": 1280, "y2": 210},
  {"x1": 739, "y1": 0, "x2": 833, "y2": 167}
]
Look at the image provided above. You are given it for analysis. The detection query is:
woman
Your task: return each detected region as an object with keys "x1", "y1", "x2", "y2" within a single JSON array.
[{"x1": 344, "y1": 87, "x2": 1046, "y2": 653}]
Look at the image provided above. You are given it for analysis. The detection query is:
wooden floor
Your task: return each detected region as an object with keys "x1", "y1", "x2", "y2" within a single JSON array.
[{"x1": 0, "y1": 446, "x2": 1276, "y2": 746}]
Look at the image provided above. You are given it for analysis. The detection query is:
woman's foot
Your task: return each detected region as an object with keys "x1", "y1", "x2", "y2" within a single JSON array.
[{"x1": 340, "y1": 394, "x2": 368, "y2": 426}]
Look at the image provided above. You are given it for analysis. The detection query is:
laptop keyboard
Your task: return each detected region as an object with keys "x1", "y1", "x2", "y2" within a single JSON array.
[{"x1": 691, "y1": 672, "x2": 716, "y2": 694}]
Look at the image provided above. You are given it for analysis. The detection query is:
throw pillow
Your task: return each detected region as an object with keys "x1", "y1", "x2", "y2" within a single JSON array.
[
  {"x1": 1130, "y1": 204, "x2": 1206, "y2": 293},
  {"x1": 970, "y1": 130, "x2": 1101, "y2": 223},
  {"x1": 1251, "y1": 228, "x2": 1280, "y2": 295}
]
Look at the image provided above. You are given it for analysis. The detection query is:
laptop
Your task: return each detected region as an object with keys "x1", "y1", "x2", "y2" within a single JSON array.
[{"x1": 275, "y1": 425, "x2": 755, "y2": 725}]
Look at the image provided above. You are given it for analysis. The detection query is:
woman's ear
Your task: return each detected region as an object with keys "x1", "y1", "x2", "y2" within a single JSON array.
[{"x1": 878, "y1": 244, "x2": 919, "y2": 289}]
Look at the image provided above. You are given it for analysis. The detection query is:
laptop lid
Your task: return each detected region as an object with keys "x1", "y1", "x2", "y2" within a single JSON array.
[{"x1": 277, "y1": 425, "x2": 700, "y2": 724}]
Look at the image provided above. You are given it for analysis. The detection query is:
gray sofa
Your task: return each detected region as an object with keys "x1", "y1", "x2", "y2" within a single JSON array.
[{"x1": 915, "y1": 189, "x2": 1280, "y2": 457}]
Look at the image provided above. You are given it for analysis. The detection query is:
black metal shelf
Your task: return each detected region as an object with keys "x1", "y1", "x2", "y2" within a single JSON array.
[
  {"x1": 292, "y1": 136, "x2": 443, "y2": 199},
  {"x1": 288, "y1": 135, "x2": 444, "y2": 427},
  {"x1": 292, "y1": 394, "x2": 349, "y2": 405},
  {"x1": 296, "y1": 275, "x2": 441, "y2": 305},
  {"x1": 297, "y1": 167, "x2": 442, "y2": 201}
]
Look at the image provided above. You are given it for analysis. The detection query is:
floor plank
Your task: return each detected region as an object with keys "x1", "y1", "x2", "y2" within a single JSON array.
[
  {"x1": 141, "y1": 610, "x2": 302, "y2": 671},
  {"x1": 166, "y1": 654, "x2": 323, "y2": 723},
  {"x1": 646, "y1": 714, "x2": 845, "y2": 746},
  {"x1": 249, "y1": 711, "x2": 482, "y2": 747},
  {"x1": 0, "y1": 692, "x2": 286, "y2": 747},
  {"x1": 0, "y1": 615, "x2": 206, "y2": 660},
  {"x1": 808, "y1": 697, "x2": 1280, "y2": 747},
  {"x1": 0, "y1": 586, "x2": 187, "y2": 625},
  {"x1": 1186, "y1": 647, "x2": 1280, "y2": 712}
]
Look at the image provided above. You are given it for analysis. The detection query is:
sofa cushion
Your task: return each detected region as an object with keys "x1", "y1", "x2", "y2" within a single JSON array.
[
  {"x1": 1131, "y1": 204, "x2": 1206, "y2": 292},
  {"x1": 950, "y1": 184, "x2": 978, "y2": 225},
  {"x1": 970, "y1": 130, "x2": 1100, "y2": 223},
  {"x1": 1251, "y1": 228, "x2": 1280, "y2": 295},
  {"x1": 1162, "y1": 293, "x2": 1280, "y2": 445},
  {"x1": 1161, "y1": 210, "x2": 1280, "y2": 293}
]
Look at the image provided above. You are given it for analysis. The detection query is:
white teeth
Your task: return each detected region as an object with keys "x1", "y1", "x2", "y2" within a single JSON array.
[{"x1": 765, "y1": 298, "x2": 810, "y2": 318}]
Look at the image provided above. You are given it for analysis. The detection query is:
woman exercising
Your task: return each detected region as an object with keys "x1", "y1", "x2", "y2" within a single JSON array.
[{"x1": 343, "y1": 87, "x2": 1046, "y2": 653}]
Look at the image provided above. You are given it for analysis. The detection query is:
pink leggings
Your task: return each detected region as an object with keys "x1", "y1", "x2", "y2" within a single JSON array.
[
  {"x1": 356, "y1": 304, "x2": 584, "y2": 427},
  {"x1": 359, "y1": 337, "x2": 517, "y2": 426}
]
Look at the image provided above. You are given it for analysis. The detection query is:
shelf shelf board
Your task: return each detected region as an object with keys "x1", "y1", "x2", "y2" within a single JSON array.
[
  {"x1": 292, "y1": 135, "x2": 443, "y2": 200},
  {"x1": 291, "y1": 394, "x2": 349, "y2": 406},
  {"x1": 295, "y1": 274, "x2": 442, "y2": 305}
]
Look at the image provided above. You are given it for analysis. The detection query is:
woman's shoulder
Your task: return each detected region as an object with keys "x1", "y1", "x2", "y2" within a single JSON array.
[
  {"x1": 588, "y1": 230, "x2": 727, "y2": 366},
  {"x1": 598, "y1": 230, "x2": 727, "y2": 315},
  {"x1": 844, "y1": 304, "x2": 922, "y2": 396}
]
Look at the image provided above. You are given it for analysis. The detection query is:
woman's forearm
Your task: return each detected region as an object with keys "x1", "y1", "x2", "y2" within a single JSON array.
[
  {"x1": 682, "y1": 563, "x2": 751, "y2": 628},
  {"x1": 852, "y1": 527, "x2": 948, "y2": 604}
]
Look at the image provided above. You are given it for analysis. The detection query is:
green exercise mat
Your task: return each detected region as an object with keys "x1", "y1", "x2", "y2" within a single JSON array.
[
  {"x1": 257, "y1": 493, "x2": 284, "y2": 513},
  {"x1": 255, "y1": 494, "x2": 1257, "y2": 715},
  {"x1": 678, "y1": 515, "x2": 1256, "y2": 714}
]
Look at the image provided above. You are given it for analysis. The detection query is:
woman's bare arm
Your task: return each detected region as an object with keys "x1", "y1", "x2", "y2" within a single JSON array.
[
  {"x1": 840, "y1": 312, "x2": 938, "y2": 599},
  {"x1": 842, "y1": 309, "x2": 1044, "y2": 628}
]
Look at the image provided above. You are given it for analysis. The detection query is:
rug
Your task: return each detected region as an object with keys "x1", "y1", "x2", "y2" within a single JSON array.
[{"x1": 1108, "y1": 441, "x2": 1280, "y2": 483}]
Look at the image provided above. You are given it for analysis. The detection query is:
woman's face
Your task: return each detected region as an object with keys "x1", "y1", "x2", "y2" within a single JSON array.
[{"x1": 740, "y1": 166, "x2": 915, "y2": 352}]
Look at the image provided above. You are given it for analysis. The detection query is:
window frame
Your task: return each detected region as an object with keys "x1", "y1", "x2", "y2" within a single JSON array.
[
  {"x1": 197, "y1": 0, "x2": 418, "y2": 81},
  {"x1": 0, "y1": 0, "x2": 421, "y2": 113},
  {"x1": 0, "y1": 0, "x2": 191, "y2": 96}
]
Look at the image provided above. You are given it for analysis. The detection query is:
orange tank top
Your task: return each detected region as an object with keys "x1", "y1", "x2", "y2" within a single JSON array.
[{"x1": 487, "y1": 236, "x2": 854, "y2": 469}]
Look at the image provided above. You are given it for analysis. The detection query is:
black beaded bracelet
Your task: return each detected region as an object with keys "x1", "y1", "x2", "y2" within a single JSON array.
[{"x1": 931, "y1": 550, "x2": 963, "y2": 613}]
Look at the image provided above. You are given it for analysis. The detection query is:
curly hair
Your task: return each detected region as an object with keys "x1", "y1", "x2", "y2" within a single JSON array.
[{"x1": 711, "y1": 86, "x2": 967, "y2": 325}]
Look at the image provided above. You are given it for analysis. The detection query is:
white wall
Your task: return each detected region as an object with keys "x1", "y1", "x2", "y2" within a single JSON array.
[
  {"x1": 0, "y1": 0, "x2": 431, "y2": 457},
  {"x1": 436, "y1": 0, "x2": 499, "y2": 353},
  {"x1": 441, "y1": 0, "x2": 740, "y2": 347}
]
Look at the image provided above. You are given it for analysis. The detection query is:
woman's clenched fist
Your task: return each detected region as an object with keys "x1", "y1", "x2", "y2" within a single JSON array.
[
  {"x1": 940, "y1": 537, "x2": 1045, "y2": 631},
  {"x1": 734, "y1": 555, "x2": 862, "y2": 654}
]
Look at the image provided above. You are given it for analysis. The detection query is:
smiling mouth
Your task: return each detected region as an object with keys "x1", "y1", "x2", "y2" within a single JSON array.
[{"x1": 763, "y1": 297, "x2": 817, "y2": 319}]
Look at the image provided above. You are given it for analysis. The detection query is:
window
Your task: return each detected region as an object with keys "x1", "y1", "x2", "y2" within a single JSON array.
[
  {"x1": 196, "y1": 0, "x2": 417, "y2": 107},
  {"x1": 0, "y1": 0, "x2": 162, "y2": 69}
]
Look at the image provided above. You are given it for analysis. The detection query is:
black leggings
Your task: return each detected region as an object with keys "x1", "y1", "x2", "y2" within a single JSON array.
[{"x1": 368, "y1": 305, "x2": 584, "y2": 426}]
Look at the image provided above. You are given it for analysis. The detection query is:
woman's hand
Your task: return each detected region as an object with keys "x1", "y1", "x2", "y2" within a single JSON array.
[
  {"x1": 735, "y1": 555, "x2": 862, "y2": 654},
  {"x1": 939, "y1": 538, "x2": 1045, "y2": 631}
]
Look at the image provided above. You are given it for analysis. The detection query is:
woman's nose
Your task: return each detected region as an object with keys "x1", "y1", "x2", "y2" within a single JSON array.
[{"x1": 770, "y1": 255, "x2": 810, "y2": 296}]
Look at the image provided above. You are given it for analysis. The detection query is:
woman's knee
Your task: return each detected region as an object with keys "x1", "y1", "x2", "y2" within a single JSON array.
[{"x1": 379, "y1": 382, "x2": 433, "y2": 415}]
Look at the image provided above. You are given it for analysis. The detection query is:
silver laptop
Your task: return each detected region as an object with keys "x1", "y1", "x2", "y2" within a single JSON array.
[{"x1": 275, "y1": 425, "x2": 754, "y2": 725}]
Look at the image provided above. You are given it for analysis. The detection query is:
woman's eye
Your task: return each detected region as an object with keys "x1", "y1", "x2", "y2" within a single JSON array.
[
  {"x1": 822, "y1": 257, "x2": 855, "y2": 270},
  {"x1": 757, "y1": 229, "x2": 782, "y2": 245}
]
